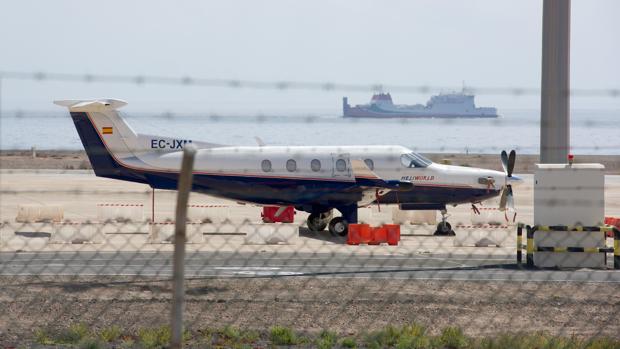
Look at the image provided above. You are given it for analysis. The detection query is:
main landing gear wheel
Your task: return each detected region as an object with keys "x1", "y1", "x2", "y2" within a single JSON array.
[
  {"x1": 434, "y1": 222, "x2": 455, "y2": 236},
  {"x1": 328, "y1": 217, "x2": 348, "y2": 237},
  {"x1": 307, "y1": 212, "x2": 328, "y2": 232}
]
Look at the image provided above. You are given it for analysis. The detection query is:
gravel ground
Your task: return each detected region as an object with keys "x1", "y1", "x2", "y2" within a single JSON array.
[{"x1": 1, "y1": 276, "x2": 618, "y2": 345}]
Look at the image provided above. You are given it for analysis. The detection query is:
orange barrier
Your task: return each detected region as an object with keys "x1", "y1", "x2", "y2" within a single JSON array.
[
  {"x1": 605, "y1": 217, "x2": 619, "y2": 238},
  {"x1": 261, "y1": 206, "x2": 295, "y2": 223},
  {"x1": 348, "y1": 224, "x2": 400, "y2": 246},
  {"x1": 384, "y1": 224, "x2": 401, "y2": 246}
]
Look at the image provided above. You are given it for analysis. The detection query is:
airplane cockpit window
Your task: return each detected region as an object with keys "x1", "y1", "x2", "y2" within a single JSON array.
[
  {"x1": 286, "y1": 159, "x2": 297, "y2": 172},
  {"x1": 400, "y1": 152, "x2": 432, "y2": 168},
  {"x1": 261, "y1": 159, "x2": 272, "y2": 172},
  {"x1": 336, "y1": 159, "x2": 347, "y2": 172},
  {"x1": 364, "y1": 158, "x2": 374, "y2": 170},
  {"x1": 310, "y1": 159, "x2": 321, "y2": 172}
]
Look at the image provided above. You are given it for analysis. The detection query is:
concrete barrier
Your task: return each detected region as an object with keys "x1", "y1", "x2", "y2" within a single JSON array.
[
  {"x1": 392, "y1": 208, "x2": 436, "y2": 225},
  {"x1": 241, "y1": 223, "x2": 299, "y2": 244},
  {"x1": 97, "y1": 204, "x2": 144, "y2": 222},
  {"x1": 453, "y1": 225, "x2": 513, "y2": 247},
  {"x1": 357, "y1": 207, "x2": 373, "y2": 223},
  {"x1": 49, "y1": 223, "x2": 104, "y2": 244},
  {"x1": 471, "y1": 207, "x2": 513, "y2": 226},
  {"x1": 1, "y1": 222, "x2": 53, "y2": 250},
  {"x1": 100, "y1": 221, "x2": 150, "y2": 234},
  {"x1": 16, "y1": 205, "x2": 63, "y2": 223},
  {"x1": 148, "y1": 223, "x2": 205, "y2": 244},
  {"x1": 187, "y1": 205, "x2": 230, "y2": 223}
]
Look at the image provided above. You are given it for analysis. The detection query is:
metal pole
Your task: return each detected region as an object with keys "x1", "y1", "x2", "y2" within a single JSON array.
[
  {"x1": 540, "y1": 0, "x2": 571, "y2": 163},
  {"x1": 170, "y1": 145, "x2": 196, "y2": 349}
]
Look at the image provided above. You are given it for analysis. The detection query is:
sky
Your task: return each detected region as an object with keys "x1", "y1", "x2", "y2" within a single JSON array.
[{"x1": 0, "y1": 0, "x2": 618, "y2": 114}]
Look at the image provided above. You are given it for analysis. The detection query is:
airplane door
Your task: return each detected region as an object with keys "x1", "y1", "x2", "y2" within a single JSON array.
[{"x1": 331, "y1": 153, "x2": 352, "y2": 178}]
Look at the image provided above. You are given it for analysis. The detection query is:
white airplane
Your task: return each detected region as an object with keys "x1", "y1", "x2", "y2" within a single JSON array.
[{"x1": 55, "y1": 98, "x2": 521, "y2": 236}]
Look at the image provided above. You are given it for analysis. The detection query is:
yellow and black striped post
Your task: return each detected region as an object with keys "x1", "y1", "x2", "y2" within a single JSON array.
[
  {"x1": 517, "y1": 223, "x2": 523, "y2": 266},
  {"x1": 614, "y1": 227, "x2": 620, "y2": 270},
  {"x1": 526, "y1": 225, "x2": 535, "y2": 268}
]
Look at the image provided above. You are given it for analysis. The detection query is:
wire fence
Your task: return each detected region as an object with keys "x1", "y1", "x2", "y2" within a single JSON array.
[
  {"x1": 1, "y1": 148, "x2": 620, "y2": 348},
  {"x1": 0, "y1": 73, "x2": 619, "y2": 348},
  {"x1": 2, "y1": 70, "x2": 620, "y2": 97}
]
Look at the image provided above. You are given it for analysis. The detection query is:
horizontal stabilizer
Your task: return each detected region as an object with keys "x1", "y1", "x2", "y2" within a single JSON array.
[{"x1": 54, "y1": 99, "x2": 128, "y2": 111}]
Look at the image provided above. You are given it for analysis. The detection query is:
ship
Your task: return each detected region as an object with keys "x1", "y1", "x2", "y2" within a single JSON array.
[{"x1": 342, "y1": 91, "x2": 498, "y2": 118}]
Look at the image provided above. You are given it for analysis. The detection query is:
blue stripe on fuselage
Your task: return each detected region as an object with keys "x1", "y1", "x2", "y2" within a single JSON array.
[{"x1": 70, "y1": 111, "x2": 498, "y2": 209}]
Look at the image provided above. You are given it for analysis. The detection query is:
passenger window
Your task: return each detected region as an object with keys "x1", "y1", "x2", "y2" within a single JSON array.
[
  {"x1": 286, "y1": 159, "x2": 297, "y2": 172},
  {"x1": 311, "y1": 159, "x2": 321, "y2": 172},
  {"x1": 261, "y1": 159, "x2": 272, "y2": 172},
  {"x1": 336, "y1": 159, "x2": 347, "y2": 172},
  {"x1": 364, "y1": 158, "x2": 374, "y2": 170}
]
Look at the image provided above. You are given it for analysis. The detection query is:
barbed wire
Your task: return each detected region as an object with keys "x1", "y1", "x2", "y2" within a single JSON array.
[{"x1": 1, "y1": 70, "x2": 619, "y2": 97}]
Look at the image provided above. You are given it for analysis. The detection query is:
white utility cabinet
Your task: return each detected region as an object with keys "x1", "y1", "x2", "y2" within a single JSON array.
[{"x1": 533, "y1": 163, "x2": 606, "y2": 268}]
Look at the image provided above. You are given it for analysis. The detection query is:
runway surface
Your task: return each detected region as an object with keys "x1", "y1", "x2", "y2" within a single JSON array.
[{"x1": 1, "y1": 251, "x2": 618, "y2": 282}]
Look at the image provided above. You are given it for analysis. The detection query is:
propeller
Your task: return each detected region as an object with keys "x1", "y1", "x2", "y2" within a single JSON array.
[{"x1": 499, "y1": 150, "x2": 516, "y2": 214}]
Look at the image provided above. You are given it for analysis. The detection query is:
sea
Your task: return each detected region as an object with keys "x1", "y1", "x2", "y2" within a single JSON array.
[{"x1": 1, "y1": 109, "x2": 618, "y2": 155}]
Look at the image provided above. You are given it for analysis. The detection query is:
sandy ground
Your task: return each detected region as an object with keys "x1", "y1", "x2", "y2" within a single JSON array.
[{"x1": 1, "y1": 150, "x2": 619, "y2": 174}]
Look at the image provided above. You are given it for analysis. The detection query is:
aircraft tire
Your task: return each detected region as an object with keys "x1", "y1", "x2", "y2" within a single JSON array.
[
  {"x1": 434, "y1": 222, "x2": 455, "y2": 236},
  {"x1": 328, "y1": 217, "x2": 348, "y2": 237},
  {"x1": 307, "y1": 213, "x2": 327, "y2": 232}
]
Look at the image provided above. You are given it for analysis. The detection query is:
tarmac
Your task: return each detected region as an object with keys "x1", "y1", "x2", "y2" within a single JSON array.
[
  {"x1": 2, "y1": 250, "x2": 620, "y2": 282},
  {"x1": 1, "y1": 170, "x2": 619, "y2": 282}
]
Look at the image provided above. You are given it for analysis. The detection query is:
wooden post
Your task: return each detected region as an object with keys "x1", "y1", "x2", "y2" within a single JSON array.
[{"x1": 170, "y1": 145, "x2": 196, "y2": 349}]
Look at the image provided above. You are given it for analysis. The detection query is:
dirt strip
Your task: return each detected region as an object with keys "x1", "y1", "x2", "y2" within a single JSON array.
[{"x1": 1, "y1": 276, "x2": 618, "y2": 344}]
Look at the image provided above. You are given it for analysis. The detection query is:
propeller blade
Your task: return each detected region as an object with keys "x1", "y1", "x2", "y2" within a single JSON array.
[
  {"x1": 506, "y1": 185, "x2": 514, "y2": 211},
  {"x1": 499, "y1": 187, "x2": 508, "y2": 211},
  {"x1": 507, "y1": 150, "x2": 516, "y2": 177},
  {"x1": 500, "y1": 150, "x2": 509, "y2": 175}
]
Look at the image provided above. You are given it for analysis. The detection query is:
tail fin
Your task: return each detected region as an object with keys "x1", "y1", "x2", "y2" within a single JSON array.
[{"x1": 54, "y1": 99, "x2": 146, "y2": 183}]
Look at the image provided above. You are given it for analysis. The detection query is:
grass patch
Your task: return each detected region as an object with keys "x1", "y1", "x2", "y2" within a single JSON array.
[
  {"x1": 316, "y1": 330, "x2": 338, "y2": 349},
  {"x1": 31, "y1": 323, "x2": 620, "y2": 349},
  {"x1": 57, "y1": 323, "x2": 90, "y2": 344},
  {"x1": 269, "y1": 325, "x2": 298, "y2": 345},
  {"x1": 137, "y1": 326, "x2": 171, "y2": 349}
]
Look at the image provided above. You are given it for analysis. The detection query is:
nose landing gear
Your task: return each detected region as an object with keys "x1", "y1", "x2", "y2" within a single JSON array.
[{"x1": 434, "y1": 209, "x2": 455, "y2": 236}]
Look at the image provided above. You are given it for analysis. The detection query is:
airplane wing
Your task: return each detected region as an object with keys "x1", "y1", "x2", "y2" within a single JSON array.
[
  {"x1": 350, "y1": 159, "x2": 413, "y2": 191},
  {"x1": 350, "y1": 159, "x2": 414, "y2": 207}
]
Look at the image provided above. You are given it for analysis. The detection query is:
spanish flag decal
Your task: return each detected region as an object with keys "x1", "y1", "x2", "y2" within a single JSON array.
[{"x1": 102, "y1": 127, "x2": 113, "y2": 135}]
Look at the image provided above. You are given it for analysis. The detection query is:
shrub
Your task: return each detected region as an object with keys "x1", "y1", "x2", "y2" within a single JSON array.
[
  {"x1": 269, "y1": 326, "x2": 297, "y2": 345},
  {"x1": 436, "y1": 326, "x2": 468, "y2": 349},
  {"x1": 99, "y1": 325, "x2": 122, "y2": 342},
  {"x1": 341, "y1": 337, "x2": 357, "y2": 348},
  {"x1": 397, "y1": 323, "x2": 430, "y2": 349},
  {"x1": 219, "y1": 325, "x2": 241, "y2": 341},
  {"x1": 34, "y1": 328, "x2": 54, "y2": 345},
  {"x1": 78, "y1": 337, "x2": 104, "y2": 349}
]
